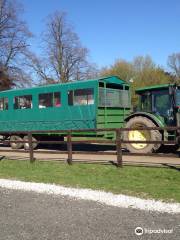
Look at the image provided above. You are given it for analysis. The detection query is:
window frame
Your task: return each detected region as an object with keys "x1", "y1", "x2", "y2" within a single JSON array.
[
  {"x1": 0, "y1": 97, "x2": 8, "y2": 111},
  {"x1": 38, "y1": 92, "x2": 61, "y2": 109},
  {"x1": 68, "y1": 88, "x2": 94, "y2": 106},
  {"x1": 152, "y1": 90, "x2": 171, "y2": 116},
  {"x1": 14, "y1": 95, "x2": 33, "y2": 110},
  {"x1": 98, "y1": 87, "x2": 130, "y2": 108}
]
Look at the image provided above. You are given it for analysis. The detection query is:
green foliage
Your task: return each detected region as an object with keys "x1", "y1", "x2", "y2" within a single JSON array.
[
  {"x1": 168, "y1": 52, "x2": 180, "y2": 78},
  {"x1": 100, "y1": 55, "x2": 174, "y2": 106},
  {"x1": 101, "y1": 60, "x2": 134, "y2": 82},
  {"x1": 0, "y1": 160, "x2": 179, "y2": 202}
]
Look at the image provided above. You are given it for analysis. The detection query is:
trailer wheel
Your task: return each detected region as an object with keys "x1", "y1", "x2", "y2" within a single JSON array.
[
  {"x1": 124, "y1": 116, "x2": 162, "y2": 153},
  {"x1": 23, "y1": 136, "x2": 38, "y2": 150},
  {"x1": 10, "y1": 135, "x2": 23, "y2": 149}
]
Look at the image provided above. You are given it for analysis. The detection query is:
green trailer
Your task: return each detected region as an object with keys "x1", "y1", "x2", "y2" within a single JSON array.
[{"x1": 0, "y1": 76, "x2": 131, "y2": 149}]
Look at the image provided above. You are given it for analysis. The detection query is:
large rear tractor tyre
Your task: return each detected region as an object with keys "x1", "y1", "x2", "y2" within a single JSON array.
[
  {"x1": 124, "y1": 116, "x2": 162, "y2": 153},
  {"x1": 10, "y1": 135, "x2": 23, "y2": 149},
  {"x1": 23, "y1": 136, "x2": 38, "y2": 150}
]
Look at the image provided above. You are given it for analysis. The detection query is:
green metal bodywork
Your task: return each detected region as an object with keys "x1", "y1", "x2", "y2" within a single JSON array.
[{"x1": 0, "y1": 76, "x2": 131, "y2": 138}]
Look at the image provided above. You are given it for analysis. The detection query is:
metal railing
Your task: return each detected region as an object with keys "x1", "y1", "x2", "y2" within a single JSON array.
[{"x1": 0, "y1": 126, "x2": 179, "y2": 167}]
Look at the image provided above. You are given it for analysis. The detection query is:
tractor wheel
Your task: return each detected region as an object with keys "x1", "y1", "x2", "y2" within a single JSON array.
[
  {"x1": 124, "y1": 116, "x2": 162, "y2": 153},
  {"x1": 10, "y1": 135, "x2": 23, "y2": 149},
  {"x1": 23, "y1": 136, "x2": 38, "y2": 150}
]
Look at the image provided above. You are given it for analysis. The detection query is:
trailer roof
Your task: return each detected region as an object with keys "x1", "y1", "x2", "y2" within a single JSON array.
[{"x1": 0, "y1": 76, "x2": 128, "y2": 95}]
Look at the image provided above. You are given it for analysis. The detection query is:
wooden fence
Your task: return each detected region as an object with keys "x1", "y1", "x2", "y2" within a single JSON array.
[{"x1": 0, "y1": 126, "x2": 179, "y2": 167}]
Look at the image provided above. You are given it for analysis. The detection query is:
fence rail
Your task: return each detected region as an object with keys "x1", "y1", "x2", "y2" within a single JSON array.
[{"x1": 0, "y1": 126, "x2": 179, "y2": 167}]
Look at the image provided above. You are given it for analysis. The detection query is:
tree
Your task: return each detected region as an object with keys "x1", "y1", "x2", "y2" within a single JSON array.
[
  {"x1": 101, "y1": 59, "x2": 134, "y2": 82},
  {"x1": 0, "y1": 0, "x2": 32, "y2": 89},
  {"x1": 132, "y1": 56, "x2": 172, "y2": 86},
  {"x1": 167, "y1": 53, "x2": 180, "y2": 80},
  {"x1": 28, "y1": 11, "x2": 97, "y2": 84},
  {"x1": 0, "y1": 65, "x2": 14, "y2": 90},
  {"x1": 100, "y1": 55, "x2": 173, "y2": 106}
]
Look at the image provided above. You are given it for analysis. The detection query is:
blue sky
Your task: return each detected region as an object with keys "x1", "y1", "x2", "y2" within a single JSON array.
[{"x1": 22, "y1": 0, "x2": 180, "y2": 69}]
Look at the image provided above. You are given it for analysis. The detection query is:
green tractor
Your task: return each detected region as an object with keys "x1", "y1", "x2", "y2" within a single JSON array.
[{"x1": 124, "y1": 84, "x2": 180, "y2": 153}]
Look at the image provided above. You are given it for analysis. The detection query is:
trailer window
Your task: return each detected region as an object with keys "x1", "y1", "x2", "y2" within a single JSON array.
[
  {"x1": 68, "y1": 88, "x2": 94, "y2": 106},
  {"x1": 99, "y1": 88, "x2": 130, "y2": 108},
  {"x1": 0, "y1": 97, "x2": 8, "y2": 110},
  {"x1": 14, "y1": 95, "x2": 32, "y2": 109},
  {"x1": 39, "y1": 92, "x2": 61, "y2": 108},
  {"x1": 54, "y1": 92, "x2": 61, "y2": 107}
]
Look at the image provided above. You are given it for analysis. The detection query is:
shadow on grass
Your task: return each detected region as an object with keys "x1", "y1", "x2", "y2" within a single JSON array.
[{"x1": 162, "y1": 164, "x2": 180, "y2": 172}]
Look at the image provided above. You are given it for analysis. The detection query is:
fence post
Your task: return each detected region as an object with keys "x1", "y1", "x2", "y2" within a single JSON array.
[
  {"x1": 28, "y1": 133, "x2": 35, "y2": 163},
  {"x1": 67, "y1": 132, "x2": 72, "y2": 165},
  {"x1": 116, "y1": 128, "x2": 123, "y2": 167}
]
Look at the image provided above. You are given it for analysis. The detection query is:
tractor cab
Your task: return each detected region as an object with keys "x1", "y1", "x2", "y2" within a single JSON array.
[
  {"x1": 124, "y1": 84, "x2": 180, "y2": 154},
  {"x1": 175, "y1": 87, "x2": 180, "y2": 108},
  {"x1": 136, "y1": 84, "x2": 177, "y2": 126}
]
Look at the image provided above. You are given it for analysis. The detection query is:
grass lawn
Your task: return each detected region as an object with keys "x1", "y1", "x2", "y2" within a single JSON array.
[{"x1": 0, "y1": 160, "x2": 179, "y2": 202}]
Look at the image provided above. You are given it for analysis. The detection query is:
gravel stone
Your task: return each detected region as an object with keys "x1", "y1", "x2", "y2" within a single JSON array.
[
  {"x1": 0, "y1": 187, "x2": 180, "y2": 240},
  {"x1": 0, "y1": 179, "x2": 179, "y2": 214}
]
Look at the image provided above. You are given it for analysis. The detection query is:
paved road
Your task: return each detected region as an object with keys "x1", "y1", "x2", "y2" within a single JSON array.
[{"x1": 0, "y1": 188, "x2": 180, "y2": 240}]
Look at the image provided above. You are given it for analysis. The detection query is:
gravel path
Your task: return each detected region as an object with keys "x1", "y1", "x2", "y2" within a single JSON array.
[
  {"x1": 0, "y1": 187, "x2": 180, "y2": 240},
  {"x1": 0, "y1": 179, "x2": 180, "y2": 214}
]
